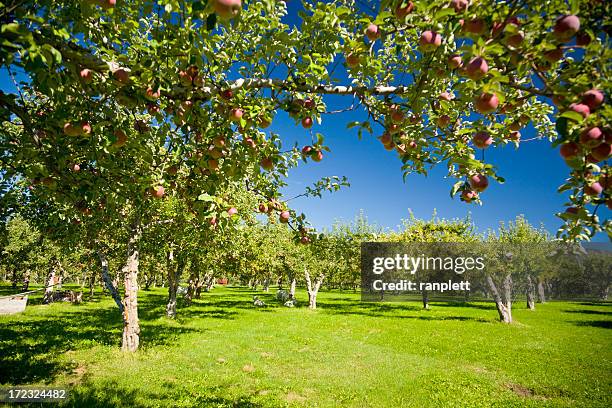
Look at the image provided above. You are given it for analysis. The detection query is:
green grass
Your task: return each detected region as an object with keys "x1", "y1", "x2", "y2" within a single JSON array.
[{"x1": 0, "y1": 286, "x2": 610, "y2": 407}]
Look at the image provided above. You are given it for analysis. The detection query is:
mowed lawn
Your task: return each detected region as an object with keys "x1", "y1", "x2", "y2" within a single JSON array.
[{"x1": 0, "y1": 286, "x2": 610, "y2": 407}]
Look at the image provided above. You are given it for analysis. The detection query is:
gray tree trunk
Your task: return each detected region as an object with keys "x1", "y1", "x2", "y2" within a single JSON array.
[
  {"x1": 537, "y1": 280, "x2": 546, "y2": 303},
  {"x1": 305, "y1": 269, "x2": 324, "y2": 310},
  {"x1": 263, "y1": 278, "x2": 270, "y2": 292},
  {"x1": 600, "y1": 286, "x2": 609, "y2": 301},
  {"x1": 289, "y1": 277, "x2": 296, "y2": 299},
  {"x1": 526, "y1": 275, "x2": 536, "y2": 310},
  {"x1": 22, "y1": 270, "x2": 30, "y2": 291},
  {"x1": 486, "y1": 274, "x2": 512, "y2": 323},
  {"x1": 165, "y1": 250, "x2": 185, "y2": 319},
  {"x1": 98, "y1": 251, "x2": 124, "y2": 313},
  {"x1": 43, "y1": 266, "x2": 56, "y2": 304},
  {"x1": 121, "y1": 220, "x2": 142, "y2": 352},
  {"x1": 185, "y1": 273, "x2": 196, "y2": 306}
]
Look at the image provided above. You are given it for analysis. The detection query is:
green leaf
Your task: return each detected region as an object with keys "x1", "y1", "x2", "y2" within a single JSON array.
[{"x1": 559, "y1": 111, "x2": 584, "y2": 122}]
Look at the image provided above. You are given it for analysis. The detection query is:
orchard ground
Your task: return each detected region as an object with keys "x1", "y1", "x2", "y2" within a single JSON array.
[{"x1": 1, "y1": 286, "x2": 610, "y2": 407}]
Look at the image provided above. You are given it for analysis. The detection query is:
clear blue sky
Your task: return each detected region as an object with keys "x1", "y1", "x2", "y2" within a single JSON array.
[{"x1": 1, "y1": 2, "x2": 609, "y2": 241}]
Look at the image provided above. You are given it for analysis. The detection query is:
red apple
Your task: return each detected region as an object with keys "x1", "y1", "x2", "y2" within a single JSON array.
[
  {"x1": 504, "y1": 32, "x2": 524, "y2": 47},
  {"x1": 81, "y1": 121, "x2": 92, "y2": 135},
  {"x1": 365, "y1": 23, "x2": 380, "y2": 41},
  {"x1": 390, "y1": 108, "x2": 405, "y2": 122},
  {"x1": 63, "y1": 122, "x2": 81, "y2": 137},
  {"x1": 474, "y1": 92, "x2": 499, "y2": 114},
  {"x1": 209, "y1": 217, "x2": 217, "y2": 227},
  {"x1": 581, "y1": 89, "x2": 604, "y2": 110},
  {"x1": 145, "y1": 87, "x2": 160, "y2": 101},
  {"x1": 220, "y1": 89, "x2": 233, "y2": 100},
  {"x1": 113, "y1": 129, "x2": 127, "y2": 147},
  {"x1": 461, "y1": 190, "x2": 478, "y2": 203},
  {"x1": 584, "y1": 182, "x2": 603, "y2": 196},
  {"x1": 439, "y1": 92, "x2": 454, "y2": 101},
  {"x1": 260, "y1": 157, "x2": 274, "y2": 171},
  {"x1": 394, "y1": 1, "x2": 415, "y2": 19},
  {"x1": 463, "y1": 19, "x2": 486, "y2": 35},
  {"x1": 473, "y1": 131, "x2": 492, "y2": 149},
  {"x1": 553, "y1": 15, "x2": 580, "y2": 41},
  {"x1": 72, "y1": 164, "x2": 81, "y2": 172},
  {"x1": 227, "y1": 207, "x2": 238, "y2": 216},
  {"x1": 469, "y1": 174, "x2": 489, "y2": 192},
  {"x1": 437, "y1": 115, "x2": 451, "y2": 128},
  {"x1": 346, "y1": 53, "x2": 360, "y2": 68},
  {"x1": 465, "y1": 57, "x2": 488, "y2": 80},
  {"x1": 302, "y1": 117, "x2": 313, "y2": 129},
  {"x1": 152, "y1": 185, "x2": 165, "y2": 198},
  {"x1": 591, "y1": 143, "x2": 612, "y2": 161},
  {"x1": 507, "y1": 131, "x2": 521, "y2": 141},
  {"x1": 380, "y1": 133, "x2": 393, "y2": 145},
  {"x1": 212, "y1": 0, "x2": 242, "y2": 20},
  {"x1": 559, "y1": 142, "x2": 580, "y2": 159},
  {"x1": 207, "y1": 159, "x2": 219, "y2": 171},
  {"x1": 99, "y1": 0, "x2": 116, "y2": 9},
  {"x1": 576, "y1": 32, "x2": 591, "y2": 46},
  {"x1": 311, "y1": 150, "x2": 324, "y2": 162},
  {"x1": 450, "y1": 0, "x2": 468, "y2": 13},
  {"x1": 579, "y1": 127, "x2": 603, "y2": 147},
  {"x1": 230, "y1": 108, "x2": 243, "y2": 122},
  {"x1": 113, "y1": 68, "x2": 130, "y2": 84},
  {"x1": 258, "y1": 203, "x2": 268, "y2": 213},
  {"x1": 302, "y1": 145, "x2": 313, "y2": 155},
  {"x1": 214, "y1": 136, "x2": 226, "y2": 148},
  {"x1": 448, "y1": 54, "x2": 462, "y2": 69},
  {"x1": 543, "y1": 48, "x2": 563, "y2": 63},
  {"x1": 419, "y1": 31, "x2": 442, "y2": 52},
  {"x1": 279, "y1": 211, "x2": 290, "y2": 223},
  {"x1": 79, "y1": 68, "x2": 93, "y2": 83}
]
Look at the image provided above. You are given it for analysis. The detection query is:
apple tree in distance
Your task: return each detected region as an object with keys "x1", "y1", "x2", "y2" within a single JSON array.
[{"x1": 0, "y1": 0, "x2": 610, "y2": 349}]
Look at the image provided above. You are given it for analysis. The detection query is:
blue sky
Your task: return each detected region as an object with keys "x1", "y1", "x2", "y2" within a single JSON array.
[{"x1": 1, "y1": 2, "x2": 609, "y2": 241}]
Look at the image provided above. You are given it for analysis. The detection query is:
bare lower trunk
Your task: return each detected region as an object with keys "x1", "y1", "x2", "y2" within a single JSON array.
[
  {"x1": 305, "y1": 269, "x2": 324, "y2": 310},
  {"x1": 526, "y1": 275, "x2": 535, "y2": 310},
  {"x1": 11, "y1": 270, "x2": 17, "y2": 290},
  {"x1": 600, "y1": 286, "x2": 609, "y2": 301},
  {"x1": 185, "y1": 273, "x2": 196, "y2": 306},
  {"x1": 43, "y1": 267, "x2": 56, "y2": 304},
  {"x1": 166, "y1": 252, "x2": 185, "y2": 319},
  {"x1": 98, "y1": 251, "x2": 124, "y2": 313},
  {"x1": 121, "y1": 220, "x2": 142, "y2": 352},
  {"x1": 263, "y1": 279, "x2": 270, "y2": 292},
  {"x1": 22, "y1": 271, "x2": 30, "y2": 292},
  {"x1": 537, "y1": 281, "x2": 546, "y2": 303},
  {"x1": 486, "y1": 274, "x2": 512, "y2": 323},
  {"x1": 289, "y1": 277, "x2": 296, "y2": 299},
  {"x1": 422, "y1": 289, "x2": 430, "y2": 310}
]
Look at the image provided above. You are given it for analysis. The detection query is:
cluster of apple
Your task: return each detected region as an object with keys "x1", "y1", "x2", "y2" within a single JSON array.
[
  {"x1": 286, "y1": 97, "x2": 317, "y2": 129},
  {"x1": 84, "y1": 0, "x2": 116, "y2": 11},
  {"x1": 301, "y1": 145, "x2": 324, "y2": 162},
  {"x1": 63, "y1": 121, "x2": 92, "y2": 137}
]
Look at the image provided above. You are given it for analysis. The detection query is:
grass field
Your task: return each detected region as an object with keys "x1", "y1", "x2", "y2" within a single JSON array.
[{"x1": 0, "y1": 286, "x2": 611, "y2": 407}]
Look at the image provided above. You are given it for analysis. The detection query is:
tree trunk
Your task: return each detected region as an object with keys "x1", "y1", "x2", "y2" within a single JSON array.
[
  {"x1": 22, "y1": 270, "x2": 30, "y2": 291},
  {"x1": 537, "y1": 280, "x2": 546, "y2": 303},
  {"x1": 185, "y1": 273, "x2": 196, "y2": 306},
  {"x1": 289, "y1": 277, "x2": 296, "y2": 299},
  {"x1": 166, "y1": 252, "x2": 185, "y2": 319},
  {"x1": 263, "y1": 278, "x2": 270, "y2": 292},
  {"x1": 421, "y1": 289, "x2": 430, "y2": 310},
  {"x1": 98, "y1": 251, "x2": 124, "y2": 313},
  {"x1": 526, "y1": 274, "x2": 535, "y2": 310},
  {"x1": 600, "y1": 286, "x2": 609, "y2": 301},
  {"x1": 486, "y1": 274, "x2": 512, "y2": 323},
  {"x1": 43, "y1": 266, "x2": 56, "y2": 304},
  {"x1": 305, "y1": 269, "x2": 324, "y2": 310},
  {"x1": 121, "y1": 220, "x2": 142, "y2": 352},
  {"x1": 88, "y1": 272, "x2": 95, "y2": 298}
]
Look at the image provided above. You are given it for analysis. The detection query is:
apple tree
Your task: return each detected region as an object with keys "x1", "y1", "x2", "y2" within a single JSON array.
[{"x1": 1, "y1": 0, "x2": 610, "y2": 349}]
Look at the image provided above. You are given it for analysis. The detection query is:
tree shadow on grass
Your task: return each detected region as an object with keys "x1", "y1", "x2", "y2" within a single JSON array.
[
  {"x1": 572, "y1": 320, "x2": 612, "y2": 329},
  {"x1": 563, "y1": 309, "x2": 612, "y2": 316},
  {"x1": 0, "y1": 301, "x2": 202, "y2": 385},
  {"x1": 61, "y1": 381, "x2": 265, "y2": 408}
]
